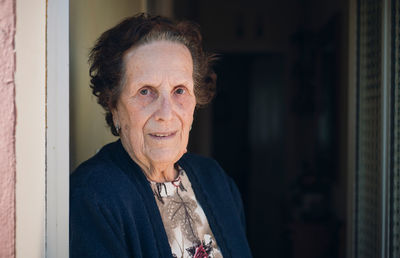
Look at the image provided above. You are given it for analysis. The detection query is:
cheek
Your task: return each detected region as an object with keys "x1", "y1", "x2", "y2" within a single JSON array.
[
  {"x1": 179, "y1": 101, "x2": 195, "y2": 126},
  {"x1": 183, "y1": 111, "x2": 195, "y2": 134},
  {"x1": 119, "y1": 105, "x2": 144, "y2": 136}
]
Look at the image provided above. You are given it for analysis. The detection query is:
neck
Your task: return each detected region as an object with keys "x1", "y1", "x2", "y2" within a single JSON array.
[
  {"x1": 145, "y1": 163, "x2": 178, "y2": 183},
  {"x1": 120, "y1": 137, "x2": 179, "y2": 183}
]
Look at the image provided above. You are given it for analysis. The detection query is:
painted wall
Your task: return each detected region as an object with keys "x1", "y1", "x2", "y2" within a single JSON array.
[
  {"x1": 0, "y1": 0, "x2": 16, "y2": 257},
  {"x1": 70, "y1": 0, "x2": 146, "y2": 170},
  {"x1": 15, "y1": 0, "x2": 47, "y2": 257}
]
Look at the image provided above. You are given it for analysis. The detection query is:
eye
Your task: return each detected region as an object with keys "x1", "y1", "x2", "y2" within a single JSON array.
[
  {"x1": 139, "y1": 88, "x2": 149, "y2": 95},
  {"x1": 174, "y1": 87, "x2": 185, "y2": 95}
]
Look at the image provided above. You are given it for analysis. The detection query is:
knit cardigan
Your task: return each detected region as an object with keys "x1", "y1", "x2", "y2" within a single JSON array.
[{"x1": 70, "y1": 140, "x2": 252, "y2": 258}]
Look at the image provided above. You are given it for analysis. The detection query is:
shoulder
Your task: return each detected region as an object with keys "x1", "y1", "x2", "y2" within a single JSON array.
[
  {"x1": 179, "y1": 152, "x2": 239, "y2": 199},
  {"x1": 70, "y1": 141, "x2": 137, "y2": 203},
  {"x1": 180, "y1": 153, "x2": 241, "y2": 202},
  {"x1": 179, "y1": 152, "x2": 225, "y2": 177}
]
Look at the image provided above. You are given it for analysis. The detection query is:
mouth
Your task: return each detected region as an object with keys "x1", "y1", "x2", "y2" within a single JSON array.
[{"x1": 148, "y1": 131, "x2": 177, "y2": 139}]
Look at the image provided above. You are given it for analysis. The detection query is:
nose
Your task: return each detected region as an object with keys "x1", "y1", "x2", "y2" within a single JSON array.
[{"x1": 154, "y1": 91, "x2": 173, "y2": 121}]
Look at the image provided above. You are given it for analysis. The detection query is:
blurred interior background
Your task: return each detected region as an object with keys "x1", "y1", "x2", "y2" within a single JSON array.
[
  {"x1": 180, "y1": 2, "x2": 349, "y2": 258},
  {"x1": 70, "y1": 0, "x2": 400, "y2": 257}
]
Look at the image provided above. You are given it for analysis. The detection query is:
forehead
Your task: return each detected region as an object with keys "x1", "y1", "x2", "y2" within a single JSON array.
[{"x1": 123, "y1": 41, "x2": 193, "y2": 84}]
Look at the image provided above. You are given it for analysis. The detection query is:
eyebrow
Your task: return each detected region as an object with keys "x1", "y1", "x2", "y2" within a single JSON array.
[{"x1": 131, "y1": 77, "x2": 193, "y2": 88}]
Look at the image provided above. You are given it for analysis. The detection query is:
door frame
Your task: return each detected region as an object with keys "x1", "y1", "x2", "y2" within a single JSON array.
[{"x1": 46, "y1": 0, "x2": 70, "y2": 257}]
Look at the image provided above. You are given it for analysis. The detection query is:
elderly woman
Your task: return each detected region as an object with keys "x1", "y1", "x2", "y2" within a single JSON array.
[{"x1": 70, "y1": 14, "x2": 252, "y2": 258}]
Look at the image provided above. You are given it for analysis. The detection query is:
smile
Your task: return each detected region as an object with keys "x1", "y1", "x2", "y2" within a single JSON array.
[{"x1": 148, "y1": 131, "x2": 177, "y2": 139}]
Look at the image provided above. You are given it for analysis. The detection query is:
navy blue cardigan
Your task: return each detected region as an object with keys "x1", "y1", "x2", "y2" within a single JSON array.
[{"x1": 70, "y1": 140, "x2": 252, "y2": 257}]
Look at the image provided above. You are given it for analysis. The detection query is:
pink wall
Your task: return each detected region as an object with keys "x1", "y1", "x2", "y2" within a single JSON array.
[{"x1": 0, "y1": 0, "x2": 16, "y2": 257}]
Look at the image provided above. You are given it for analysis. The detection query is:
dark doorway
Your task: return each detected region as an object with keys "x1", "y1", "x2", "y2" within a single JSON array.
[
  {"x1": 176, "y1": 1, "x2": 349, "y2": 257},
  {"x1": 212, "y1": 53, "x2": 287, "y2": 257}
]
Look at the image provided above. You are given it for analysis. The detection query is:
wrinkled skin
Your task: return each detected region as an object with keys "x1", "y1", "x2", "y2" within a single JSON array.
[{"x1": 112, "y1": 41, "x2": 196, "y2": 182}]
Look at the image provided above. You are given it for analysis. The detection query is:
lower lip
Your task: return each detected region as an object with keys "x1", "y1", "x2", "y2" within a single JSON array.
[{"x1": 148, "y1": 132, "x2": 177, "y2": 140}]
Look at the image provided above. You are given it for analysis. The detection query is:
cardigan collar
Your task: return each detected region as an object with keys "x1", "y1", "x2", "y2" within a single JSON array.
[
  {"x1": 109, "y1": 139, "x2": 231, "y2": 257},
  {"x1": 111, "y1": 140, "x2": 173, "y2": 257}
]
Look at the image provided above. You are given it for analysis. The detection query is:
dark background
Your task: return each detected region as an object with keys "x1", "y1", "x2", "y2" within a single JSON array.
[{"x1": 162, "y1": 1, "x2": 350, "y2": 257}]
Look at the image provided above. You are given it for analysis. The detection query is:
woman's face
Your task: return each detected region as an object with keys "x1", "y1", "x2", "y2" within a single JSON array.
[{"x1": 113, "y1": 41, "x2": 196, "y2": 171}]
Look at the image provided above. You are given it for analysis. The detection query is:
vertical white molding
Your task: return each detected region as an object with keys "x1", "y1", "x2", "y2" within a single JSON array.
[
  {"x1": 15, "y1": 0, "x2": 47, "y2": 257},
  {"x1": 46, "y1": 0, "x2": 70, "y2": 257}
]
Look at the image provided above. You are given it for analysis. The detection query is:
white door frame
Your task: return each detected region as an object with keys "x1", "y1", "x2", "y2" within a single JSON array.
[{"x1": 46, "y1": 0, "x2": 70, "y2": 257}]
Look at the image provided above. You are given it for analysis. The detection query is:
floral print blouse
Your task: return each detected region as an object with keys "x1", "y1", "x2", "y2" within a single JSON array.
[{"x1": 149, "y1": 166, "x2": 223, "y2": 258}]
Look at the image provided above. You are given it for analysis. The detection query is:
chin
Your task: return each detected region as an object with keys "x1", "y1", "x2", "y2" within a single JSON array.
[{"x1": 147, "y1": 149, "x2": 182, "y2": 165}]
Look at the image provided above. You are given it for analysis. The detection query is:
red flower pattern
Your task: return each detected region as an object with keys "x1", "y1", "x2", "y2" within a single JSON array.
[{"x1": 193, "y1": 244, "x2": 208, "y2": 258}]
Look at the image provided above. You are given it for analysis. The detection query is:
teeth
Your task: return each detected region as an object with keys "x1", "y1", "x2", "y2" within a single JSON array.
[{"x1": 153, "y1": 133, "x2": 172, "y2": 137}]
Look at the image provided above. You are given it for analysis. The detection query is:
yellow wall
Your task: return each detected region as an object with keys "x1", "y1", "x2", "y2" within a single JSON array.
[{"x1": 70, "y1": 0, "x2": 146, "y2": 170}]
